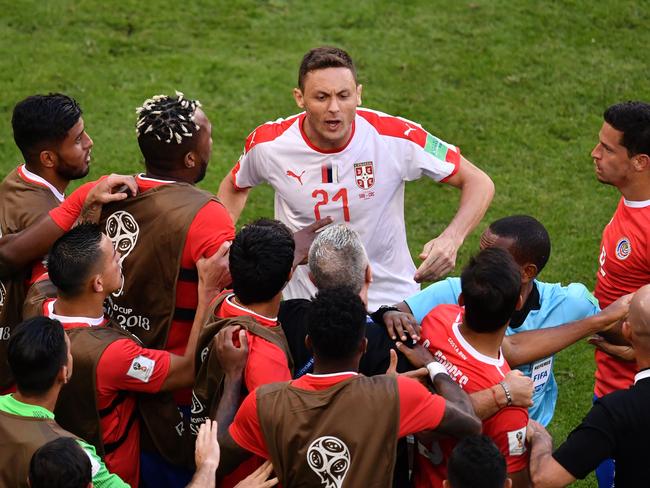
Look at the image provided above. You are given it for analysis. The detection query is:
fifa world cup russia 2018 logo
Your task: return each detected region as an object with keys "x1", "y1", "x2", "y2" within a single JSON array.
[
  {"x1": 307, "y1": 436, "x2": 351, "y2": 488},
  {"x1": 615, "y1": 237, "x2": 631, "y2": 261},
  {"x1": 105, "y1": 211, "x2": 140, "y2": 297}
]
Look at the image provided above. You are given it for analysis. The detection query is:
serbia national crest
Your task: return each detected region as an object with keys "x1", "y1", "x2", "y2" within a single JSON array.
[{"x1": 354, "y1": 161, "x2": 374, "y2": 190}]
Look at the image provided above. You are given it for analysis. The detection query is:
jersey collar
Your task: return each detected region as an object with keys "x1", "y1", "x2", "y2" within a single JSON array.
[
  {"x1": 452, "y1": 313, "x2": 505, "y2": 367},
  {"x1": 298, "y1": 113, "x2": 356, "y2": 154},
  {"x1": 225, "y1": 294, "x2": 278, "y2": 323},
  {"x1": 46, "y1": 299, "x2": 106, "y2": 327},
  {"x1": 18, "y1": 165, "x2": 65, "y2": 203},
  {"x1": 0, "y1": 394, "x2": 54, "y2": 419},
  {"x1": 623, "y1": 198, "x2": 650, "y2": 208},
  {"x1": 635, "y1": 368, "x2": 650, "y2": 384}
]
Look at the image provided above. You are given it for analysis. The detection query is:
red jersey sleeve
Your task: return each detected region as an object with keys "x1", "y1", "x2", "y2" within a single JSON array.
[
  {"x1": 97, "y1": 339, "x2": 171, "y2": 394},
  {"x1": 186, "y1": 200, "x2": 235, "y2": 262},
  {"x1": 396, "y1": 376, "x2": 446, "y2": 437},
  {"x1": 229, "y1": 390, "x2": 269, "y2": 459},
  {"x1": 483, "y1": 407, "x2": 529, "y2": 473},
  {"x1": 49, "y1": 179, "x2": 107, "y2": 231},
  {"x1": 244, "y1": 333, "x2": 292, "y2": 392}
]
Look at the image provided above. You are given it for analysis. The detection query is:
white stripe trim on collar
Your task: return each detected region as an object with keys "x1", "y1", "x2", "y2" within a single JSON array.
[
  {"x1": 136, "y1": 173, "x2": 175, "y2": 184},
  {"x1": 635, "y1": 369, "x2": 650, "y2": 384},
  {"x1": 225, "y1": 294, "x2": 278, "y2": 322},
  {"x1": 20, "y1": 165, "x2": 65, "y2": 202},
  {"x1": 305, "y1": 372, "x2": 358, "y2": 378},
  {"x1": 623, "y1": 198, "x2": 650, "y2": 208},
  {"x1": 451, "y1": 313, "x2": 505, "y2": 367},
  {"x1": 46, "y1": 300, "x2": 105, "y2": 327}
]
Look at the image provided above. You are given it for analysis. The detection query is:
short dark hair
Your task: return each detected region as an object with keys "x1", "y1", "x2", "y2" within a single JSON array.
[
  {"x1": 230, "y1": 219, "x2": 295, "y2": 304},
  {"x1": 29, "y1": 437, "x2": 91, "y2": 488},
  {"x1": 12, "y1": 93, "x2": 82, "y2": 162},
  {"x1": 8, "y1": 317, "x2": 68, "y2": 396},
  {"x1": 489, "y1": 215, "x2": 551, "y2": 273},
  {"x1": 447, "y1": 435, "x2": 507, "y2": 488},
  {"x1": 47, "y1": 224, "x2": 104, "y2": 297},
  {"x1": 604, "y1": 101, "x2": 650, "y2": 157},
  {"x1": 136, "y1": 92, "x2": 203, "y2": 170},
  {"x1": 307, "y1": 287, "x2": 367, "y2": 361},
  {"x1": 461, "y1": 248, "x2": 521, "y2": 333},
  {"x1": 298, "y1": 47, "x2": 357, "y2": 90}
]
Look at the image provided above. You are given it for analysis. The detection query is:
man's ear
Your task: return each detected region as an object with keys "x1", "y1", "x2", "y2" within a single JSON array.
[
  {"x1": 184, "y1": 150, "x2": 196, "y2": 169},
  {"x1": 365, "y1": 264, "x2": 372, "y2": 284},
  {"x1": 356, "y1": 84, "x2": 363, "y2": 106},
  {"x1": 39, "y1": 149, "x2": 56, "y2": 169},
  {"x1": 522, "y1": 263, "x2": 538, "y2": 283},
  {"x1": 622, "y1": 319, "x2": 632, "y2": 342},
  {"x1": 92, "y1": 274, "x2": 103, "y2": 294},
  {"x1": 57, "y1": 364, "x2": 69, "y2": 385},
  {"x1": 360, "y1": 337, "x2": 368, "y2": 355},
  {"x1": 293, "y1": 88, "x2": 305, "y2": 109},
  {"x1": 458, "y1": 293, "x2": 464, "y2": 306},
  {"x1": 633, "y1": 153, "x2": 650, "y2": 172},
  {"x1": 305, "y1": 335, "x2": 313, "y2": 352}
]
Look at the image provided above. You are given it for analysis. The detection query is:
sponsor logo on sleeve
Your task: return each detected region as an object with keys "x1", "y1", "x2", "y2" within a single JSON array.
[
  {"x1": 126, "y1": 355, "x2": 155, "y2": 383},
  {"x1": 507, "y1": 427, "x2": 527, "y2": 456}
]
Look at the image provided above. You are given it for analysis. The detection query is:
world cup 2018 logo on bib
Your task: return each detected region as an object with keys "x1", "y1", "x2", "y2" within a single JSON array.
[
  {"x1": 105, "y1": 211, "x2": 140, "y2": 297},
  {"x1": 307, "y1": 436, "x2": 350, "y2": 488},
  {"x1": 615, "y1": 237, "x2": 631, "y2": 260},
  {"x1": 354, "y1": 161, "x2": 374, "y2": 190}
]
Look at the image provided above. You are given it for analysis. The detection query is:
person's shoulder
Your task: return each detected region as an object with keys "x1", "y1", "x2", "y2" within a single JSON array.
[
  {"x1": 357, "y1": 108, "x2": 428, "y2": 145},
  {"x1": 243, "y1": 113, "x2": 303, "y2": 153},
  {"x1": 537, "y1": 280, "x2": 599, "y2": 310},
  {"x1": 424, "y1": 303, "x2": 462, "y2": 320}
]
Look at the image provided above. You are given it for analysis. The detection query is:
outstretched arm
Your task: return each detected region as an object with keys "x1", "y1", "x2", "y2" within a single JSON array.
[
  {"x1": 0, "y1": 174, "x2": 138, "y2": 278},
  {"x1": 415, "y1": 156, "x2": 494, "y2": 283},
  {"x1": 502, "y1": 293, "x2": 631, "y2": 367}
]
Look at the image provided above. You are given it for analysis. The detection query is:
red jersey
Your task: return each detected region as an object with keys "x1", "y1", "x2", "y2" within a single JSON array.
[
  {"x1": 413, "y1": 305, "x2": 529, "y2": 488},
  {"x1": 49, "y1": 174, "x2": 235, "y2": 403},
  {"x1": 214, "y1": 292, "x2": 292, "y2": 487},
  {"x1": 230, "y1": 372, "x2": 446, "y2": 459},
  {"x1": 44, "y1": 299, "x2": 170, "y2": 486},
  {"x1": 593, "y1": 198, "x2": 650, "y2": 396}
]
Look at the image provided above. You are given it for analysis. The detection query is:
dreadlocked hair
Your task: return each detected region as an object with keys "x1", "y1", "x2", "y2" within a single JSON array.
[{"x1": 135, "y1": 91, "x2": 202, "y2": 144}]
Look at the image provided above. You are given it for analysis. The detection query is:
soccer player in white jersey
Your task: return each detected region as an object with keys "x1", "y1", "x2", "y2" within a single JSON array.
[{"x1": 218, "y1": 46, "x2": 494, "y2": 311}]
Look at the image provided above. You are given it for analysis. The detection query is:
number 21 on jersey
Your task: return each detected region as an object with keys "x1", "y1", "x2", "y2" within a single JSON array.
[{"x1": 312, "y1": 188, "x2": 350, "y2": 222}]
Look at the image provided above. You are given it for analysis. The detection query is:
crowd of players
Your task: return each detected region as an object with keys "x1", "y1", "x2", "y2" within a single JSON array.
[{"x1": 0, "y1": 46, "x2": 648, "y2": 488}]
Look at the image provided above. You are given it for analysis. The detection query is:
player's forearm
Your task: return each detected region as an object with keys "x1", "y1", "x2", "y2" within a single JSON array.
[
  {"x1": 217, "y1": 176, "x2": 249, "y2": 223},
  {"x1": 187, "y1": 460, "x2": 218, "y2": 488},
  {"x1": 433, "y1": 373, "x2": 475, "y2": 416},
  {"x1": 439, "y1": 159, "x2": 494, "y2": 245},
  {"x1": 504, "y1": 314, "x2": 611, "y2": 367},
  {"x1": 470, "y1": 384, "x2": 508, "y2": 420},
  {"x1": 529, "y1": 431, "x2": 567, "y2": 488}
]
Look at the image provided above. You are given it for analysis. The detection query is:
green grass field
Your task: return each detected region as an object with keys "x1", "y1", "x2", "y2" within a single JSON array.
[{"x1": 1, "y1": 1, "x2": 649, "y2": 485}]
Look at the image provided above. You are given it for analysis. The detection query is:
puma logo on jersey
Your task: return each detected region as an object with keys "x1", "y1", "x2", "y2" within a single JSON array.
[
  {"x1": 404, "y1": 126, "x2": 416, "y2": 137},
  {"x1": 287, "y1": 170, "x2": 306, "y2": 185}
]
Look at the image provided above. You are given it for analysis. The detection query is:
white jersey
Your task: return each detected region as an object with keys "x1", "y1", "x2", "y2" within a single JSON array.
[{"x1": 231, "y1": 108, "x2": 460, "y2": 311}]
